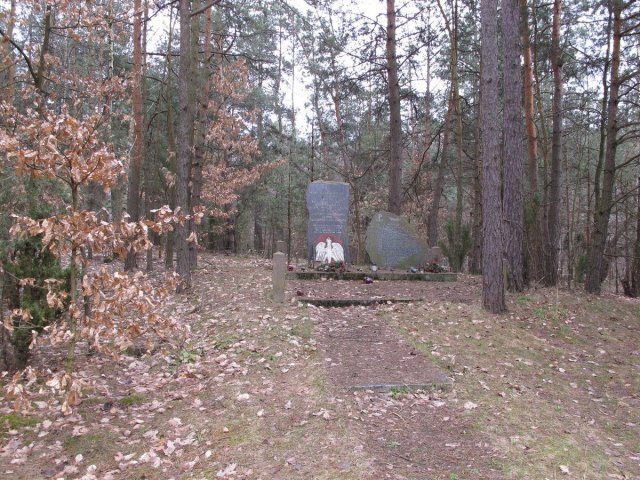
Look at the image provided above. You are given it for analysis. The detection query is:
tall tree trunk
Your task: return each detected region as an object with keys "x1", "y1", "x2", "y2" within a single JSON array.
[
  {"x1": 585, "y1": 0, "x2": 622, "y2": 294},
  {"x1": 480, "y1": 0, "x2": 505, "y2": 313},
  {"x1": 564, "y1": 144, "x2": 572, "y2": 288},
  {"x1": 468, "y1": 0, "x2": 482, "y2": 275},
  {"x1": 176, "y1": 0, "x2": 193, "y2": 291},
  {"x1": 589, "y1": 6, "x2": 612, "y2": 278},
  {"x1": 106, "y1": 0, "x2": 123, "y2": 233},
  {"x1": 502, "y1": 0, "x2": 525, "y2": 291},
  {"x1": 87, "y1": 0, "x2": 112, "y2": 259},
  {"x1": 544, "y1": 0, "x2": 563, "y2": 286},
  {"x1": 594, "y1": 9, "x2": 613, "y2": 226},
  {"x1": 426, "y1": 90, "x2": 454, "y2": 247},
  {"x1": 254, "y1": 46, "x2": 267, "y2": 255},
  {"x1": 469, "y1": 112, "x2": 483, "y2": 274},
  {"x1": 142, "y1": 0, "x2": 153, "y2": 272},
  {"x1": 288, "y1": 13, "x2": 297, "y2": 263},
  {"x1": 125, "y1": 0, "x2": 145, "y2": 271},
  {"x1": 321, "y1": 34, "x2": 360, "y2": 260},
  {"x1": 436, "y1": 0, "x2": 466, "y2": 263},
  {"x1": 386, "y1": 0, "x2": 402, "y2": 215},
  {"x1": 531, "y1": 5, "x2": 551, "y2": 269},
  {"x1": 567, "y1": 141, "x2": 584, "y2": 289},
  {"x1": 187, "y1": 0, "x2": 201, "y2": 268},
  {"x1": 164, "y1": 9, "x2": 177, "y2": 269},
  {"x1": 521, "y1": 0, "x2": 544, "y2": 284},
  {"x1": 36, "y1": 3, "x2": 52, "y2": 110},
  {"x1": 451, "y1": 3, "x2": 465, "y2": 249},
  {"x1": 190, "y1": 4, "x2": 214, "y2": 268},
  {"x1": 1, "y1": 0, "x2": 17, "y2": 101},
  {"x1": 331, "y1": 83, "x2": 365, "y2": 262},
  {"x1": 322, "y1": 35, "x2": 365, "y2": 261},
  {"x1": 521, "y1": 0, "x2": 537, "y2": 192},
  {"x1": 630, "y1": 177, "x2": 640, "y2": 296},
  {"x1": 254, "y1": 210, "x2": 264, "y2": 252}
]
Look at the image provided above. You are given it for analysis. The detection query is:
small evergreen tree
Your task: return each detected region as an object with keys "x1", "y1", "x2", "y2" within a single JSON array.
[
  {"x1": 439, "y1": 220, "x2": 472, "y2": 273},
  {"x1": 1, "y1": 234, "x2": 70, "y2": 367}
]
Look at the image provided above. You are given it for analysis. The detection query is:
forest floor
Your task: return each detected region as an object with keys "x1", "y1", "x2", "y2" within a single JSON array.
[{"x1": 1, "y1": 253, "x2": 639, "y2": 479}]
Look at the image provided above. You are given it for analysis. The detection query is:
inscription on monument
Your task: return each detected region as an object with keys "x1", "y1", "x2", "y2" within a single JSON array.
[
  {"x1": 365, "y1": 211, "x2": 427, "y2": 268},
  {"x1": 306, "y1": 181, "x2": 350, "y2": 263}
]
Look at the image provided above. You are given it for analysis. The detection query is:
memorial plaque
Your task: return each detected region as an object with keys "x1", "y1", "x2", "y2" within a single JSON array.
[
  {"x1": 365, "y1": 211, "x2": 427, "y2": 269},
  {"x1": 306, "y1": 181, "x2": 350, "y2": 263}
]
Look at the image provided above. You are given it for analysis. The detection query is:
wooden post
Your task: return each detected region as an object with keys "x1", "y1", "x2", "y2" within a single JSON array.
[{"x1": 273, "y1": 251, "x2": 286, "y2": 303}]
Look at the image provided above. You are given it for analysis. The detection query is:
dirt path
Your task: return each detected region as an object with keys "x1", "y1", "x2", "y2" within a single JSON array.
[
  {"x1": 309, "y1": 303, "x2": 503, "y2": 479},
  {"x1": 311, "y1": 305, "x2": 453, "y2": 390}
]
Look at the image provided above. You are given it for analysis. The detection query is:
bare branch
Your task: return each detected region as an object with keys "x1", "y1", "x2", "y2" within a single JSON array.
[
  {"x1": 191, "y1": 0, "x2": 222, "y2": 17},
  {"x1": 0, "y1": 27, "x2": 39, "y2": 88}
]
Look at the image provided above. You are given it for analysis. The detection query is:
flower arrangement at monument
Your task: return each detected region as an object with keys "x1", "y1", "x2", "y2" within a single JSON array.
[
  {"x1": 316, "y1": 260, "x2": 347, "y2": 273},
  {"x1": 424, "y1": 260, "x2": 446, "y2": 273}
]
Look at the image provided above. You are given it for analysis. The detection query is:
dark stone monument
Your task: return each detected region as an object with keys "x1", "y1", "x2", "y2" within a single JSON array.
[
  {"x1": 306, "y1": 181, "x2": 350, "y2": 264},
  {"x1": 365, "y1": 211, "x2": 427, "y2": 269}
]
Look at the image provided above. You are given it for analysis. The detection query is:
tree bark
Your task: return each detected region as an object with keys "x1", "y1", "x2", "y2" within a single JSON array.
[
  {"x1": 630, "y1": 177, "x2": 640, "y2": 296},
  {"x1": 593, "y1": 9, "x2": 613, "y2": 227},
  {"x1": 585, "y1": 0, "x2": 622, "y2": 294},
  {"x1": 186, "y1": 0, "x2": 201, "y2": 267},
  {"x1": 1, "y1": 0, "x2": 17, "y2": 101},
  {"x1": 520, "y1": 0, "x2": 544, "y2": 285},
  {"x1": 426, "y1": 90, "x2": 454, "y2": 247},
  {"x1": 36, "y1": 3, "x2": 52, "y2": 110},
  {"x1": 436, "y1": 0, "x2": 466, "y2": 263},
  {"x1": 386, "y1": 0, "x2": 402, "y2": 215},
  {"x1": 520, "y1": 0, "x2": 538, "y2": 194},
  {"x1": 502, "y1": 0, "x2": 525, "y2": 292},
  {"x1": 164, "y1": 11, "x2": 177, "y2": 269},
  {"x1": 176, "y1": 0, "x2": 193, "y2": 291},
  {"x1": 469, "y1": 108, "x2": 483, "y2": 275},
  {"x1": 106, "y1": 0, "x2": 124, "y2": 233},
  {"x1": 544, "y1": 0, "x2": 563, "y2": 286},
  {"x1": 531, "y1": 5, "x2": 551, "y2": 274},
  {"x1": 321, "y1": 35, "x2": 366, "y2": 262},
  {"x1": 480, "y1": 0, "x2": 505, "y2": 313},
  {"x1": 451, "y1": 4, "x2": 465, "y2": 251},
  {"x1": 125, "y1": 0, "x2": 145, "y2": 271},
  {"x1": 468, "y1": 0, "x2": 482, "y2": 275},
  {"x1": 190, "y1": 3, "x2": 213, "y2": 268},
  {"x1": 142, "y1": 0, "x2": 153, "y2": 272}
]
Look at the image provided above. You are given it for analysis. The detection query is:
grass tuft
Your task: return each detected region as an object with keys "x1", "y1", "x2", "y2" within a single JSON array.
[
  {"x1": 0, "y1": 414, "x2": 39, "y2": 438},
  {"x1": 120, "y1": 393, "x2": 147, "y2": 406}
]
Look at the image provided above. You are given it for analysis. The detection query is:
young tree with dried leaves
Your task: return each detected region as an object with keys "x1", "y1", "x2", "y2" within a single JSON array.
[
  {"x1": 0, "y1": 100, "x2": 183, "y2": 412},
  {"x1": 0, "y1": 1, "x2": 185, "y2": 413}
]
